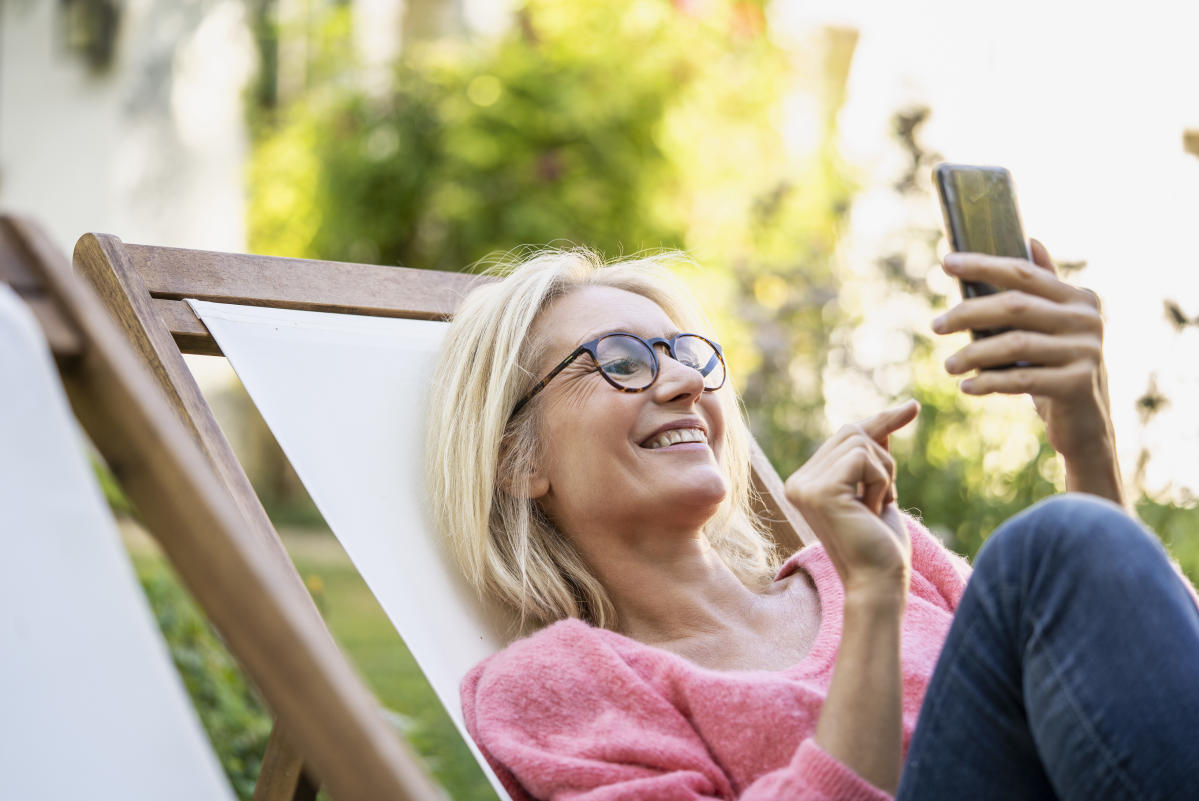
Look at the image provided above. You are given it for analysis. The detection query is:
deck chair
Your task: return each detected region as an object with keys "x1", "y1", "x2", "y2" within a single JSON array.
[
  {"x1": 70, "y1": 229, "x2": 817, "y2": 800},
  {"x1": 0, "y1": 284, "x2": 237, "y2": 799},
  {"x1": 0, "y1": 214, "x2": 443, "y2": 801}
]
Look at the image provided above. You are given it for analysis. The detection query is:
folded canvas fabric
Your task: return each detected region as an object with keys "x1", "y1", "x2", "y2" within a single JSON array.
[
  {"x1": 0, "y1": 286, "x2": 235, "y2": 800},
  {"x1": 189, "y1": 299, "x2": 513, "y2": 800}
]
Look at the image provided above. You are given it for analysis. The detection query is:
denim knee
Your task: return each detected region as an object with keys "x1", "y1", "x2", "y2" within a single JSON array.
[{"x1": 974, "y1": 493, "x2": 1162, "y2": 592}]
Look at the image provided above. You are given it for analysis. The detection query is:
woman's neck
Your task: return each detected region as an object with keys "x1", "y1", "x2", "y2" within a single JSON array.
[
  {"x1": 575, "y1": 525, "x2": 767, "y2": 645},
  {"x1": 565, "y1": 517, "x2": 823, "y2": 673}
]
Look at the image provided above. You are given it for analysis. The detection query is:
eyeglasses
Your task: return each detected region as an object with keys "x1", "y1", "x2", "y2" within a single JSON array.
[{"x1": 512, "y1": 332, "x2": 726, "y2": 416}]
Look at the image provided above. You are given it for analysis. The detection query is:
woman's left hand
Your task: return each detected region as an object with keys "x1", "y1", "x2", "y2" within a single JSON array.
[{"x1": 932, "y1": 239, "x2": 1116, "y2": 469}]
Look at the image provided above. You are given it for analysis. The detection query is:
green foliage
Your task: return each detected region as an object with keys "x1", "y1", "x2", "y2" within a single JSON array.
[
  {"x1": 253, "y1": 1, "x2": 693, "y2": 268},
  {"x1": 1136, "y1": 498, "x2": 1199, "y2": 585},
  {"x1": 248, "y1": 0, "x2": 813, "y2": 273},
  {"x1": 896, "y1": 379, "x2": 1060, "y2": 558},
  {"x1": 90, "y1": 450, "x2": 133, "y2": 518},
  {"x1": 132, "y1": 553, "x2": 272, "y2": 801}
]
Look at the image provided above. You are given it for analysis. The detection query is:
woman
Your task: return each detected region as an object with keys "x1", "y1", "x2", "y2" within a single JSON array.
[{"x1": 425, "y1": 243, "x2": 1199, "y2": 801}]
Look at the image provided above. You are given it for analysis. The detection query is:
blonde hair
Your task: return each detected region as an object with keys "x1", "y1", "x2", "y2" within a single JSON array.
[{"x1": 425, "y1": 248, "x2": 779, "y2": 630}]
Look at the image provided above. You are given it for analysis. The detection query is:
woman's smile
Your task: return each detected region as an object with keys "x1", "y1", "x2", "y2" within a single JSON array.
[
  {"x1": 642, "y1": 429, "x2": 708, "y2": 450},
  {"x1": 639, "y1": 419, "x2": 709, "y2": 451}
]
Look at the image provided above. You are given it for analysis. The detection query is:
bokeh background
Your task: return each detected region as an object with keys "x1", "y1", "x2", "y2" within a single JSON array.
[{"x1": 5, "y1": 1, "x2": 1197, "y2": 798}]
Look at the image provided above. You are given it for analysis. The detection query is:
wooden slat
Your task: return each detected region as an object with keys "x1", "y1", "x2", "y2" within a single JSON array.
[
  {"x1": 7, "y1": 217, "x2": 441, "y2": 801},
  {"x1": 253, "y1": 725, "x2": 319, "y2": 801},
  {"x1": 0, "y1": 227, "x2": 43, "y2": 290},
  {"x1": 748, "y1": 439, "x2": 813, "y2": 551},
  {"x1": 0, "y1": 219, "x2": 82, "y2": 356},
  {"x1": 125, "y1": 242, "x2": 485, "y2": 319},
  {"x1": 153, "y1": 297, "x2": 222, "y2": 356},
  {"x1": 13, "y1": 290, "x2": 81, "y2": 356}
]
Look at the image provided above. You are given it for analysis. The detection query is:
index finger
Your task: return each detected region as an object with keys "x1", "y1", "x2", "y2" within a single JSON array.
[
  {"x1": 860, "y1": 400, "x2": 920, "y2": 446},
  {"x1": 943, "y1": 252, "x2": 1077, "y2": 304},
  {"x1": 1029, "y1": 238, "x2": 1059, "y2": 277}
]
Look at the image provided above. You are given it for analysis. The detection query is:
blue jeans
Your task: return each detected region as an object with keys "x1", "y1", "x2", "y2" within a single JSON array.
[{"x1": 896, "y1": 494, "x2": 1199, "y2": 800}]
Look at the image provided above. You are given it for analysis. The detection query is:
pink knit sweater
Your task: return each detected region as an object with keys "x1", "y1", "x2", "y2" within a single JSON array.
[{"x1": 462, "y1": 516, "x2": 969, "y2": 801}]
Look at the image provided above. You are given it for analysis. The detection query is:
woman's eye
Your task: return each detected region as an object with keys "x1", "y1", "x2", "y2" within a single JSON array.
[{"x1": 601, "y1": 358, "x2": 642, "y2": 377}]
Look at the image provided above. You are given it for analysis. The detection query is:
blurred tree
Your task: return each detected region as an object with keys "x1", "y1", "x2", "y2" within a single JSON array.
[
  {"x1": 250, "y1": 0, "x2": 692, "y2": 268},
  {"x1": 711, "y1": 25, "x2": 860, "y2": 472},
  {"x1": 403, "y1": 0, "x2": 466, "y2": 46}
]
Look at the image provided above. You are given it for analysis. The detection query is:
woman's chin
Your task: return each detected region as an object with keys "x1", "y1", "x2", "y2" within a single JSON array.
[{"x1": 668, "y1": 469, "x2": 729, "y2": 516}]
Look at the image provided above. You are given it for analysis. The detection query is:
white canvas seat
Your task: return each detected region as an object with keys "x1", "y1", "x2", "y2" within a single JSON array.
[
  {"x1": 189, "y1": 299, "x2": 515, "y2": 800},
  {"x1": 0, "y1": 285, "x2": 236, "y2": 801}
]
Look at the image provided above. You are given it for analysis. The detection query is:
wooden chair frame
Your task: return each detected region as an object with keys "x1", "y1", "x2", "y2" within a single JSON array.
[
  {"x1": 64, "y1": 227, "x2": 815, "y2": 800},
  {"x1": 0, "y1": 215, "x2": 442, "y2": 801}
]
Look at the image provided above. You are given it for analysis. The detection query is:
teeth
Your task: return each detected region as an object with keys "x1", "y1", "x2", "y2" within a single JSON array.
[{"x1": 644, "y1": 428, "x2": 707, "y2": 450}]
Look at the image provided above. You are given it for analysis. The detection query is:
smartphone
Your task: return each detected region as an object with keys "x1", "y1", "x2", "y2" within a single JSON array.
[{"x1": 933, "y1": 163, "x2": 1030, "y2": 343}]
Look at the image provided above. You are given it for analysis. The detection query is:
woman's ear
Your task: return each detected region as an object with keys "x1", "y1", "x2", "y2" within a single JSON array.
[
  {"x1": 497, "y1": 433, "x2": 550, "y2": 499},
  {"x1": 504, "y1": 469, "x2": 549, "y2": 500}
]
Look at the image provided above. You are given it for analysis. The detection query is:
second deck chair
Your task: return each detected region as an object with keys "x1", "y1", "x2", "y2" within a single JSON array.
[
  {"x1": 0, "y1": 214, "x2": 443, "y2": 801},
  {"x1": 0, "y1": 284, "x2": 236, "y2": 800},
  {"x1": 72, "y1": 231, "x2": 817, "y2": 800}
]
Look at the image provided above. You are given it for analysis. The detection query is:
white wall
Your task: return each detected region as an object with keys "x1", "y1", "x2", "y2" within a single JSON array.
[{"x1": 0, "y1": 0, "x2": 255, "y2": 255}]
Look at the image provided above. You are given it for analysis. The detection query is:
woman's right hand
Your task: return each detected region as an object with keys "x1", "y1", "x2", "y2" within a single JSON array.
[
  {"x1": 794, "y1": 401, "x2": 921, "y2": 794},
  {"x1": 783, "y1": 401, "x2": 920, "y2": 600}
]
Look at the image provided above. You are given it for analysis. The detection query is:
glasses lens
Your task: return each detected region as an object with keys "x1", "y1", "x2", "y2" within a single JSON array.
[
  {"x1": 595, "y1": 335, "x2": 656, "y2": 390},
  {"x1": 674, "y1": 335, "x2": 725, "y2": 390}
]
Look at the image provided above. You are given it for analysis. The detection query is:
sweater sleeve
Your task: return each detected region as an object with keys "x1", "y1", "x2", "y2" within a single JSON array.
[{"x1": 463, "y1": 623, "x2": 892, "y2": 801}]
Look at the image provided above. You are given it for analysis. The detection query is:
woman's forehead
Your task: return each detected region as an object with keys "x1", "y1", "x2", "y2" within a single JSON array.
[{"x1": 537, "y1": 286, "x2": 679, "y2": 347}]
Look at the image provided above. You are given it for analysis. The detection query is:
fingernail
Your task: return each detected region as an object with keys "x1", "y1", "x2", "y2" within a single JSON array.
[
  {"x1": 943, "y1": 253, "x2": 962, "y2": 270},
  {"x1": 944, "y1": 356, "x2": 959, "y2": 373},
  {"x1": 932, "y1": 315, "x2": 947, "y2": 333},
  {"x1": 960, "y1": 378, "x2": 976, "y2": 393}
]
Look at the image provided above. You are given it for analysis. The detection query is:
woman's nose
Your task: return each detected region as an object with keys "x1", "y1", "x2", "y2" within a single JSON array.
[{"x1": 651, "y1": 349, "x2": 706, "y2": 403}]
